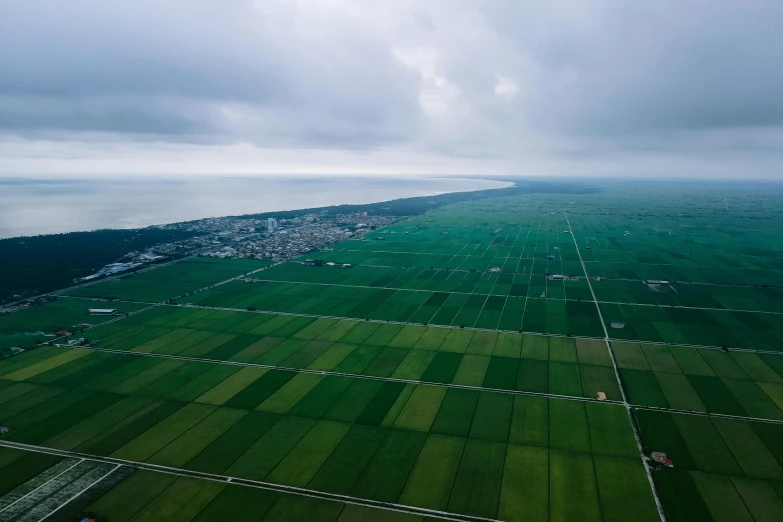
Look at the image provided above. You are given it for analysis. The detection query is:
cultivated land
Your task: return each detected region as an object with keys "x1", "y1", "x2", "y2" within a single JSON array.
[{"x1": 1, "y1": 181, "x2": 783, "y2": 521}]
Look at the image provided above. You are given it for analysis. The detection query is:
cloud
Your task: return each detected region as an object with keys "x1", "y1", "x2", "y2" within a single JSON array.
[
  {"x1": 0, "y1": 0, "x2": 420, "y2": 148},
  {"x1": 1, "y1": 0, "x2": 782, "y2": 177}
]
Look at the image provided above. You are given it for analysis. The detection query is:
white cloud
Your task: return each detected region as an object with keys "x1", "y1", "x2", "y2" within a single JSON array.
[{"x1": 494, "y1": 77, "x2": 518, "y2": 100}]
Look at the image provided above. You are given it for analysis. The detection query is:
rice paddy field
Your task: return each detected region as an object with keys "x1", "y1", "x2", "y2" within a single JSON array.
[
  {"x1": 1, "y1": 180, "x2": 783, "y2": 521},
  {"x1": 0, "y1": 299, "x2": 147, "y2": 354},
  {"x1": 65, "y1": 257, "x2": 270, "y2": 302}
]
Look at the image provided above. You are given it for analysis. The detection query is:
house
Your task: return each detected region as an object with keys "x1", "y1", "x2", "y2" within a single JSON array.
[
  {"x1": 488, "y1": 267, "x2": 501, "y2": 273},
  {"x1": 325, "y1": 262, "x2": 336, "y2": 267},
  {"x1": 649, "y1": 452, "x2": 674, "y2": 468},
  {"x1": 610, "y1": 322, "x2": 625, "y2": 329},
  {"x1": 0, "y1": 426, "x2": 10, "y2": 435},
  {"x1": 547, "y1": 254, "x2": 555, "y2": 260}
]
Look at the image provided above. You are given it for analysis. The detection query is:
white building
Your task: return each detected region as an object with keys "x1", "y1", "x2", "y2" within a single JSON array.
[
  {"x1": 267, "y1": 218, "x2": 278, "y2": 233},
  {"x1": 89, "y1": 309, "x2": 117, "y2": 315}
]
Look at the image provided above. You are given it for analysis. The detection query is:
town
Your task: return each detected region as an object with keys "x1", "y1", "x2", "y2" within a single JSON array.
[{"x1": 74, "y1": 211, "x2": 403, "y2": 283}]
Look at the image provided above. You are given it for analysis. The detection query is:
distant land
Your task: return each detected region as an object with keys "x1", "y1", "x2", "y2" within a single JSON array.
[
  {"x1": 0, "y1": 176, "x2": 512, "y2": 239},
  {"x1": 0, "y1": 178, "x2": 598, "y2": 304}
]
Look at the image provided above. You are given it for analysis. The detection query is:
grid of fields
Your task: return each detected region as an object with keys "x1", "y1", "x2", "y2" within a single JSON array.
[
  {"x1": 65, "y1": 257, "x2": 269, "y2": 302},
  {"x1": 2, "y1": 182, "x2": 783, "y2": 521},
  {"x1": 0, "y1": 446, "x2": 447, "y2": 522},
  {"x1": 70, "y1": 306, "x2": 623, "y2": 401},
  {"x1": 180, "y1": 264, "x2": 604, "y2": 337},
  {"x1": 0, "y1": 298, "x2": 147, "y2": 354},
  {"x1": 0, "y1": 344, "x2": 657, "y2": 521}
]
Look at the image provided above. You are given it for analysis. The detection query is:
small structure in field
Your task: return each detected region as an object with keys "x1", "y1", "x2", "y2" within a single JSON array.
[
  {"x1": 89, "y1": 309, "x2": 117, "y2": 316},
  {"x1": 648, "y1": 452, "x2": 674, "y2": 468}
]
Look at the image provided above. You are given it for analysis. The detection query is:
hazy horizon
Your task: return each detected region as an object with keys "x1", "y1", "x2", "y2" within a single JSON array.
[{"x1": 0, "y1": 176, "x2": 510, "y2": 238}]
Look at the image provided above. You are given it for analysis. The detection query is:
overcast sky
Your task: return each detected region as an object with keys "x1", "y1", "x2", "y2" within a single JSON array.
[{"x1": 1, "y1": 0, "x2": 782, "y2": 178}]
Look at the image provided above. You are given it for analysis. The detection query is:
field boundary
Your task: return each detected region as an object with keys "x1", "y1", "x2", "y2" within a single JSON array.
[
  {"x1": 176, "y1": 275, "x2": 783, "y2": 317},
  {"x1": 55, "y1": 344, "x2": 623, "y2": 404},
  {"x1": 0, "y1": 440, "x2": 502, "y2": 522},
  {"x1": 57, "y1": 294, "x2": 783, "y2": 357},
  {"x1": 41, "y1": 342, "x2": 783, "y2": 425},
  {"x1": 565, "y1": 209, "x2": 668, "y2": 522}
]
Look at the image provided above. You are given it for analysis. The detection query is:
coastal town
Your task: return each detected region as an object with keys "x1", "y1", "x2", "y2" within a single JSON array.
[{"x1": 76, "y1": 211, "x2": 403, "y2": 283}]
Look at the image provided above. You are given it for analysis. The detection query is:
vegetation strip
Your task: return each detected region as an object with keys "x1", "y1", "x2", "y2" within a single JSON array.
[
  {"x1": 44, "y1": 341, "x2": 783, "y2": 426},
  {"x1": 170, "y1": 301, "x2": 783, "y2": 357},
  {"x1": 60, "y1": 291, "x2": 783, "y2": 356},
  {"x1": 0, "y1": 440, "x2": 502, "y2": 522},
  {"x1": 53, "y1": 344, "x2": 625, "y2": 406}
]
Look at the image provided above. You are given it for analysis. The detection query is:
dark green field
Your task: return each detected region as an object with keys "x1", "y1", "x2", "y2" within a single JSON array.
[{"x1": 1, "y1": 181, "x2": 782, "y2": 521}]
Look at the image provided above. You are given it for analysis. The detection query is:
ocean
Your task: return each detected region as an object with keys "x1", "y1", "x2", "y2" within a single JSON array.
[{"x1": 0, "y1": 176, "x2": 510, "y2": 239}]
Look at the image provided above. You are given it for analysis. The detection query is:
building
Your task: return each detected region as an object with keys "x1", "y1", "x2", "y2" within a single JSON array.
[
  {"x1": 138, "y1": 253, "x2": 166, "y2": 262},
  {"x1": 547, "y1": 254, "x2": 555, "y2": 260},
  {"x1": 267, "y1": 218, "x2": 278, "y2": 233},
  {"x1": 610, "y1": 322, "x2": 626, "y2": 329},
  {"x1": 89, "y1": 309, "x2": 117, "y2": 315},
  {"x1": 0, "y1": 426, "x2": 11, "y2": 435},
  {"x1": 488, "y1": 267, "x2": 501, "y2": 273}
]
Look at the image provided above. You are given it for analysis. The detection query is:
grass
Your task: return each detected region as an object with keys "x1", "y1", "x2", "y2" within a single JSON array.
[
  {"x1": 308, "y1": 424, "x2": 387, "y2": 494},
  {"x1": 499, "y1": 444, "x2": 548, "y2": 522},
  {"x1": 112, "y1": 403, "x2": 215, "y2": 461},
  {"x1": 147, "y1": 407, "x2": 246, "y2": 467},
  {"x1": 447, "y1": 438, "x2": 505, "y2": 517},
  {"x1": 549, "y1": 450, "x2": 602, "y2": 522},
  {"x1": 393, "y1": 385, "x2": 447, "y2": 432},
  {"x1": 266, "y1": 420, "x2": 351, "y2": 487},
  {"x1": 9, "y1": 183, "x2": 783, "y2": 520},
  {"x1": 399, "y1": 434, "x2": 465, "y2": 510}
]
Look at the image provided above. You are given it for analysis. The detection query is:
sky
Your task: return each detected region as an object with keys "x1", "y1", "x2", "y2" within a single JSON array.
[{"x1": 1, "y1": 0, "x2": 782, "y2": 179}]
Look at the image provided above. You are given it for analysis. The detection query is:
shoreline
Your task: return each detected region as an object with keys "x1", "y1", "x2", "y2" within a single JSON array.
[{"x1": 0, "y1": 176, "x2": 512, "y2": 239}]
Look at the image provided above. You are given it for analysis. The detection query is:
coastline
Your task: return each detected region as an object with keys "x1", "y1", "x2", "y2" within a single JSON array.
[{"x1": 0, "y1": 176, "x2": 512, "y2": 239}]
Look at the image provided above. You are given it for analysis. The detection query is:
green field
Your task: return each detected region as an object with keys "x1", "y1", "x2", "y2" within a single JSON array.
[{"x1": 2, "y1": 181, "x2": 783, "y2": 521}]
